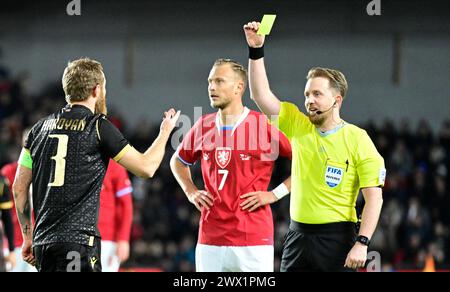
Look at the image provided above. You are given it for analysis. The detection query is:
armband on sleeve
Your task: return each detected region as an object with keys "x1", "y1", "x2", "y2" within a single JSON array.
[{"x1": 18, "y1": 148, "x2": 33, "y2": 170}]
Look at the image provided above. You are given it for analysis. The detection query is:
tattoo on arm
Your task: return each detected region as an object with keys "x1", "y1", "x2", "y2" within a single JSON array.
[
  {"x1": 13, "y1": 167, "x2": 33, "y2": 237},
  {"x1": 17, "y1": 200, "x2": 32, "y2": 235}
]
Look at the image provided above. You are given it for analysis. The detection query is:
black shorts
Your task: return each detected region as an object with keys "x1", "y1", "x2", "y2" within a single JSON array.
[
  {"x1": 280, "y1": 220, "x2": 357, "y2": 272},
  {"x1": 34, "y1": 237, "x2": 102, "y2": 272}
]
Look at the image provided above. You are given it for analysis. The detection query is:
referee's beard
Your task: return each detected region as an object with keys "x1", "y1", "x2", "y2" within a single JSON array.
[{"x1": 308, "y1": 112, "x2": 327, "y2": 126}]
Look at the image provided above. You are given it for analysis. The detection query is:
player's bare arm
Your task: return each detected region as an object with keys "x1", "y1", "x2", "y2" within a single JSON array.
[
  {"x1": 345, "y1": 187, "x2": 383, "y2": 269},
  {"x1": 243, "y1": 21, "x2": 281, "y2": 117},
  {"x1": 170, "y1": 155, "x2": 213, "y2": 211},
  {"x1": 12, "y1": 164, "x2": 35, "y2": 266},
  {"x1": 240, "y1": 176, "x2": 291, "y2": 212},
  {"x1": 118, "y1": 108, "x2": 180, "y2": 178}
]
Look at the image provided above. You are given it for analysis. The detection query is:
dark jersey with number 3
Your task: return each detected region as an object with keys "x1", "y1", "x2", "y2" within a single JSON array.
[{"x1": 25, "y1": 104, "x2": 130, "y2": 247}]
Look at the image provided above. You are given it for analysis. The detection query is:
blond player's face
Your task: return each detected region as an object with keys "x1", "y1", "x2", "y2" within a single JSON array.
[
  {"x1": 207, "y1": 65, "x2": 240, "y2": 110},
  {"x1": 304, "y1": 77, "x2": 336, "y2": 125}
]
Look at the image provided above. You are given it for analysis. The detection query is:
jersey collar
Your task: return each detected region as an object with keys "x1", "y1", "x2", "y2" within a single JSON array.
[
  {"x1": 316, "y1": 121, "x2": 346, "y2": 137},
  {"x1": 64, "y1": 103, "x2": 93, "y2": 114},
  {"x1": 215, "y1": 107, "x2": 250, "y2": 136}
]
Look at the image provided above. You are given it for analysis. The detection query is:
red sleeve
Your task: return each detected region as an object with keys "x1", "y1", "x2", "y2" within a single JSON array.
[
  {"x1": 268, "y1": 122, "x2": 292, "y2": 160},
  {"x1": 115, "y1": 195, "x2": 133, "y2": 241},
  {"x1": 176, "y1": 118, "x2": 203, "y2": 165},
  {"x1": 1, "y1": 163, "x2": 16, "y2": 187},
  {"x1": 277, "y1": 129, "x2": 292, "y2": 159},
  {"x1": 112, "y1": 162, "x2": 133, "y2": 198},
  {"x1": 112, "y1": 162, "x2": 133, "y2": 242}
]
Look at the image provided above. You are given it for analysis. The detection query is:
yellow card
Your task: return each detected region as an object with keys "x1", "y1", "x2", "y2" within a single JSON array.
[{"x1": 257, "y1": 14, "x2": 277, "y2": 35}]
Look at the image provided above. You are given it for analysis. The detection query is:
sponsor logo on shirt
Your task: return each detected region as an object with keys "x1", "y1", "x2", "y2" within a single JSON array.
[
  {"x1": 325, "y1": 166, "x2": 343, "y2": 188},
  {"x1": 90, "y1": 257, "x2": 98, "y2": 269},
  {"x1": 203, "y1": 153, "x2": 209, "y2": 161},
  {"x1": 239, "y1": 153, "x2": 251, "y2": 161}
]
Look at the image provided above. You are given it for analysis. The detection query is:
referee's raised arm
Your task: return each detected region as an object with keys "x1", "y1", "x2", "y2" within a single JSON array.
[{"x1": 243, "y1": 21, "x2": 281, "y2": 118}]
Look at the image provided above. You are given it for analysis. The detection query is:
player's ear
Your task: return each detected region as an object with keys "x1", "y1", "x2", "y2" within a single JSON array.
[
  {"x1": 236, "y1": 80, "x2": 245, "y2": 95},
  {"x1": 335, "y1": 95, "x2": 343, "y2": 108},
  {"x1": 92, "y1": 84, "x2": 100, "y2": 98}
]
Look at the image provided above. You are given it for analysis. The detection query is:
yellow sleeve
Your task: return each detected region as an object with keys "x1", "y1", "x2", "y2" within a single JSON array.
[
  {"x1": 113, "y1": 144, "x2": 132, "y2": 162},
  {"x1": 0, "y1": 201, "x2": 13, "y2": 210},
  {"x1": 356, "y1": 131, "x2": 386, "y2": 188},
  {"x1": 272, "y1": 102, "x2": 308, "y2": 138}
]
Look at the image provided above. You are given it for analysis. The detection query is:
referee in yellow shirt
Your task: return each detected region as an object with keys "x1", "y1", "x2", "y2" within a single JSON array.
[{"x1": 243, "y1": 21, "x2": 385, "y2": 272}]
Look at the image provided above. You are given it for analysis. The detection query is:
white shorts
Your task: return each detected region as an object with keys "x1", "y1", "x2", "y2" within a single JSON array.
[
  {"x1": 195, "y1": 244, "x2": 274, "y2": 272},
  {"x1": 13, "y1": 247, "x2": 37, "y2": 272},
  {"x1": 3, "y1": 247, "x2": 37, "y2": 272},
  {"x1": 101, "y1": 241, "x2": 120, "y2": 272}
]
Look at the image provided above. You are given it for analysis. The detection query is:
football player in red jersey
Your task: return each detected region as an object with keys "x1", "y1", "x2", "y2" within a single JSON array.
[
  {"x1": 99, "y1": 160, "x2": 133, "y2": 272},
  {"x1": 1, "y1": 130, "x2": 36, "y2": 272},
  {"x1": 171, "y1": 59, "x2": 291, "y2": 272}
]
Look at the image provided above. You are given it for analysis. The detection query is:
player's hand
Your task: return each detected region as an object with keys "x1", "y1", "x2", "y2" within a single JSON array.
[
  {"x1": 6, "y1": 251, "x2": 17, "y2": 269},
  {"x1": 160, "y1": 108, "x2": 181, "y2": 134},
  {"x1": 344, "y1": 242, "x2": 368, "y2": 270},
  {"x1": 240, "y1": 191, "x2": 278, "y2": 212},
  {"x1": 243, "y1": 21, "x2": 265, "y2": 48},
  {"x1": 187, "y1": 190, "x2": 214, "y2": 211},
  {"x1": 22, "y1": 239, "x2": 36, "y2": 266},
  {"x1": 116, "y1": 240, "x2": 130, "y2": 263}
]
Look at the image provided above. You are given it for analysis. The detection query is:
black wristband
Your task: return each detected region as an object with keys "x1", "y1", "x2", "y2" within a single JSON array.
[{"x1": 248, "y1": 46, "x2": 264, "y2": 60}]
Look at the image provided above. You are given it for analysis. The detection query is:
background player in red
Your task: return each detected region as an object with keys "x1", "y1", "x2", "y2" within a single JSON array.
[
  {"x1": 1, "y1": 130, "x2": 36, "y2": 272},
  {"x1": 170, "y1": 59, "x2": 292, "y2": 272},
  {"x1": 99, "y1": 159, "x2": 133, "y2": 272},
  {"x1": 1, "y1": 174, "x2": 16, "y2": 271}
]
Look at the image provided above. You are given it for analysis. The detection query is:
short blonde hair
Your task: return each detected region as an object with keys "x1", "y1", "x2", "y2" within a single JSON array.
[
  {"x1": 307, "y1": 67, "x2": 348, "y2": 99},
  {"x1": 62, "y1": 58, "x2": 104, "y2": 103},
  {"x1": 213, "y1": 58, "x2": 247, "y2": 87}
]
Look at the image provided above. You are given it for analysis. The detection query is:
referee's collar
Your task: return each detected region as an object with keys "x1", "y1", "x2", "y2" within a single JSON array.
[{"x1": 316, "y1": 121, "x2": 346, "y2": 137}]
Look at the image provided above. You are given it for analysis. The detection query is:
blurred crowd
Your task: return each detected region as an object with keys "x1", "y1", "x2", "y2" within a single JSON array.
[
  {"x1": 364, "y1": 118, "x2": 450, "y2": 271},
  {"x1": 1, "y1": 59, "x2": 449, "y2": 271}
]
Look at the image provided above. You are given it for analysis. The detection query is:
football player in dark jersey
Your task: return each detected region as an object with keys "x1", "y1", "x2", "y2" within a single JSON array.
[{"x1": 12, "y1": 58, "x2": 180, "y2": 272}]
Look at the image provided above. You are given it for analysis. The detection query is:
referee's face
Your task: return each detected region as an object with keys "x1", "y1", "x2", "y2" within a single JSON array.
[
  {"x1": 304, "y1": 77, "x2": 336, "y2": 125},
  {"x1": 208, "y1": 65, "x2": 241, "y2": 110}
]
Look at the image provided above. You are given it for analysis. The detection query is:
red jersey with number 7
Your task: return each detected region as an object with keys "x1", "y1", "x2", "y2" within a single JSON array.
[{"x1": 176, "y1": 108, "x2": 291, "y2": 246}]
